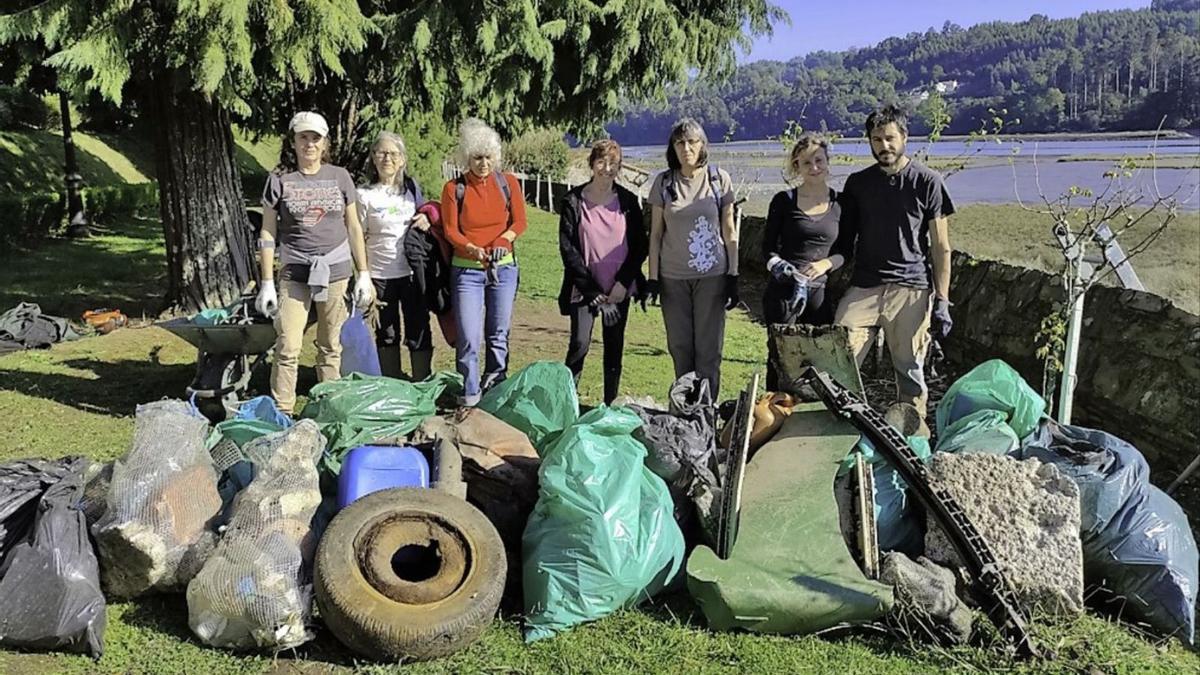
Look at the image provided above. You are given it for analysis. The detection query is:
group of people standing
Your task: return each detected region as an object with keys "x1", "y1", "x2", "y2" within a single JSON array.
[{"x1": 254, "y1": 103, "x2": 954, "y2": 423}]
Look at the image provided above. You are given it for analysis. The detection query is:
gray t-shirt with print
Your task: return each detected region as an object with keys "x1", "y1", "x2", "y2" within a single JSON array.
[
  {"x1": 262, "y1": 164, "x2": 358, "y2": 283},
  {"x1": 649, "y1": 167, "x2": 734, "y2": 280}
]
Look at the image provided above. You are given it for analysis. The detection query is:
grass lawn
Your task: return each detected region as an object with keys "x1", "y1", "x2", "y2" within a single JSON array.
[{"x1": 0, "y1": 209, "x2": 1197, "y2": 673}]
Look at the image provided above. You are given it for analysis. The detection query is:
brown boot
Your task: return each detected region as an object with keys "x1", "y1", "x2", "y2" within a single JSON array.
[
  {"x1": 410, "y1": 349, "x2": 433, "y2": 382},
  {"x1": 377, "y1": 345, "x2": 404, "y2": 379}
]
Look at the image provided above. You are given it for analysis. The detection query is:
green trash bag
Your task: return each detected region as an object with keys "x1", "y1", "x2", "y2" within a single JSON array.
[
  {"x1": 936, "y1": 359, "x2": 1046, "y2": 439},
  {"x1": 935, "y1": 409, "x2": 1020, "y2": 455},
  {"x1": 522, "y1": 406, "x2": 685, "y2": 642},
  {"x1": 479, "y1": 361, "x2": 579, "y2": 450},
  {"x1": 300, "y1": 371, "x2": 461, "y2": 473}
]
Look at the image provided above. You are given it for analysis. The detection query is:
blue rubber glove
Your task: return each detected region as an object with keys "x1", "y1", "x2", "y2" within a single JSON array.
[
  {"x1": 931, "y1": 295, "x2": 953, "y2": 339},
  {"x1": 768, "y1": 256, "x2": 797, "y2": 282}
]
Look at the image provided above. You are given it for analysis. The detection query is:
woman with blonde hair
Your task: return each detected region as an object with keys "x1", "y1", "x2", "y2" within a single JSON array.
[
  {"x1": 255, "y1": 111, "x2": 373, "y2": 414},
  {"x1": 357, "y1": 130, "x2": 435, "y2": 380},
  {"x1": 760, "y1": 133, "x2": 843, "y2": 389},
  {"x1": 440, "y1": 118, "x2": 528, "y2": 408}
]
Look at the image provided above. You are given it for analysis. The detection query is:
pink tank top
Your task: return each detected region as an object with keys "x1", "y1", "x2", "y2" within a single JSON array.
[{"x1": 578, "y1": 194, "x2": 629, "y2": 297}]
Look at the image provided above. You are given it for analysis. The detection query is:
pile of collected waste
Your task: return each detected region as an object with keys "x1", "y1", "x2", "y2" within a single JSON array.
[{"x1": 1, "y1": 354, "x2": 1194, "y2": 666}]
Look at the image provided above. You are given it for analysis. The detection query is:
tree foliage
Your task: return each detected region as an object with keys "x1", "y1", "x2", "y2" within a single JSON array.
[{"x1": 608, "y1": 3, "x2": 1200, "y2": 142}]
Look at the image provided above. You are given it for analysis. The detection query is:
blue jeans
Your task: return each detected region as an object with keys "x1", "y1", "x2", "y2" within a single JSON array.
[{"x1": 452, "y1": 264, "x2": 519, "y2": 406}]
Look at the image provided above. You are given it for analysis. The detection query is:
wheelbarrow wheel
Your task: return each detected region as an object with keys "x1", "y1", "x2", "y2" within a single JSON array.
[{"x1": 315, "y1": 487, "x2": 506, "y2": 662}]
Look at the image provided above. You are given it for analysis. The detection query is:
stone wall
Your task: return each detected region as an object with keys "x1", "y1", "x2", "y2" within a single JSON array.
[{"x1": 742, "y1": 213, "x2": 1199, "y2": 483}]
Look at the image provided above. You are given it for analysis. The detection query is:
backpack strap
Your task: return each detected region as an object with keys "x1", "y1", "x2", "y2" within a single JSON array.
[
  {"x1": 708, "y1": 164, "x2": 724, "y2": 209},
  {"x1": 659, "y1": 170, "x2": 677, "y2": 206},
  {"x1": 493, "y1": 172, "x2": 512, "y2": 227},
  {"x1": 454, "y1": 174, "x2": 467, "y2": 219}
]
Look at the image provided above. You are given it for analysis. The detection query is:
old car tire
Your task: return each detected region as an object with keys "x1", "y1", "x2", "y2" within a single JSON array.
[{"x1": 315, "y1": 487, "x2": 506, "y2": 662}]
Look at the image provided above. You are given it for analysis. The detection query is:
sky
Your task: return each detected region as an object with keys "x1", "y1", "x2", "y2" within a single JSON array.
[{"x1": 742, "y1": 0, "x2": 1153, "y2": 62}]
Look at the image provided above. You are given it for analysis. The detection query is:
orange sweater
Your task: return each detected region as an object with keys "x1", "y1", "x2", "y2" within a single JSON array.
[{"x1": 440, "y1": 171, "x2": 528, "y2": 262}]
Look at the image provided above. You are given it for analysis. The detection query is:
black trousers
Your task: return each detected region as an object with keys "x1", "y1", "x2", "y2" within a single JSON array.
[
  {"x1": 565, "y1": 299, "x2": 630, "y2": 404},
  {"x1": 373, "y1": 276, "x2": 432, "y2": 352},
  {"x1": 762, "y1": 278, "x2": 831, "y2": 391}
]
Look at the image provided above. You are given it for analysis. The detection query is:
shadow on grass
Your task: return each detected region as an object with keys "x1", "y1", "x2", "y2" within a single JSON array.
[
  {"x1": 0, "y1": 130, "x2": 128, "y2": 192},
  {"x1": 0, "y1": 217, "x2": 167, "y2": 320},
  {"x1": 0, "y1": 355, "x2": 193, "y2": 416}
]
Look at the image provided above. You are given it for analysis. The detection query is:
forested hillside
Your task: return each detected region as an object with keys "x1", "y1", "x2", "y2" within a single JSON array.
[{"x1": 608, "y1": 0, "x2": 1200, "y2": 143}]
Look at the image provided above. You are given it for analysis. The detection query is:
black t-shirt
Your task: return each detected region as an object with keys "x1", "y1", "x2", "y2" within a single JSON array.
[
  {"x1": 761, "y1": 188, "x2": 841, "y2": 265},
  {"x1": 834, "y1": 159, "x2": 955, "y2": 288}
]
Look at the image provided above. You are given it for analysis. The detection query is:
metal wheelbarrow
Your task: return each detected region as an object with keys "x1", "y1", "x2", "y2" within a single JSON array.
[{"x1": 159, "y1": 295, "x2": 277, "y2": 421}]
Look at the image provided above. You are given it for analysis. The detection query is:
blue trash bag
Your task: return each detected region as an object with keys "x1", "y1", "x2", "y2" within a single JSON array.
[
  {"x1": 935, "y1": 409, "x2": 1020, "y2": 456},
  {"x1": 840, "y1": 436, "x2": 932, "y2": 556},
  {"x1": 522, "y1": 406, "x2": 685, "y2": 642},
  {"x1": 1017, "y1": 420, "x2": 1198, "y2": 643},
  {"x1": 340, "y1": 308, "x2": 381, "y2": 377}
]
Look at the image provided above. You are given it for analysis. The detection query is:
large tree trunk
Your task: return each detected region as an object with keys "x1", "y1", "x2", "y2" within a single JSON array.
[{"x1": 147, "y1": 72, "x2": 255, "y2": 313}]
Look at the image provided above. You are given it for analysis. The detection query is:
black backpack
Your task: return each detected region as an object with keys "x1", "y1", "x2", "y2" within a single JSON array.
[{"x1": 659, "y1": 164, "x2": 726, "y2": 209}]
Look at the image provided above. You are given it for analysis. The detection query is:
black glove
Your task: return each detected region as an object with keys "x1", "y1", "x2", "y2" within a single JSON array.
[
  {"x1": 931, "y1": 295, "x2": 953, "y2": 339},
  {"x1": 724, "y1": 274, "x2": 740, "y2": 310},
  {"x1": 599, "y1": 303, "x2": 621, "y2": 327},
  {"x1": 644, "y1": 278, "x2": 661, "y2": 307}
]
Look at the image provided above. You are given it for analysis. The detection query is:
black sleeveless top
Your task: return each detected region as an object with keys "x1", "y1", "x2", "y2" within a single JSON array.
[{"x1": 761, "y1": 187, "x2": 840, "y2": 265}]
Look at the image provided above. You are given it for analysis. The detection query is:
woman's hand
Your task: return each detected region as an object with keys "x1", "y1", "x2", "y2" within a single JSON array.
[
  {"x1": 607, "y1": 281, "x2": 628, "y2": 305},
  {"x1": 465, "y1": 243, "x2": 488, "y2": 262},
  {"x1": 411, "y1": 213, "x2": 431, "y2": 232},
  {"x1": 797, "y1": 258, "x2": 833, "y2": 279}
]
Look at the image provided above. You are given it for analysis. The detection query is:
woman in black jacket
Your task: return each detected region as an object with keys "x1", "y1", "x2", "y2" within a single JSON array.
[{"x1": 558, "y1": 139, "x2": 647, "y2": 404}]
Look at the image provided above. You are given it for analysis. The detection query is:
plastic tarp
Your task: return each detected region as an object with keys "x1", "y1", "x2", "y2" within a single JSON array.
[
  {"x1": 522, "y1": 406, "x2": 684, "y2": 642},
  {"x1": 934, "y1": 409, "x2": 1020, "y2": 456},
  {"x1": 936, "y1": 359, "x2": 1046, "y2": 439},
  {"x1": 0, "y1": 458, "x2": 106, "y2": 658},
  {"x1": 300, "y1": 371, "x2": 461, "y2": 474},
  {"x1": 1017, "y1": 421, "x2": 1198, "y2": 643},
  {"x1": 479, "y1": 361, "x2": 579, "y2": 450},
  {"x1": 687, "y1": 405, "x2": 893, "y2": 634}
]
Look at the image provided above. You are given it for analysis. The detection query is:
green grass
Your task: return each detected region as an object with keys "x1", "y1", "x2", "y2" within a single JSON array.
[
  {"x1": 949, "y1": 204, "x2": 1200, "y2": 314},
  {"x1": 1, "y1": 210, "x2": 1198, "y2": 673},
  {"x1": 0, "y1": 128, "x2": 278, "y2": 193}
]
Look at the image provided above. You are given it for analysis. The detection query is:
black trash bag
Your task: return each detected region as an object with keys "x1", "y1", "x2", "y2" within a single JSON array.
[
  {"x1": 626, "y1": 373, "x2": 721, "y2": 543},
  {"x1": 0, "y1": 458, "x2": 107, "y2": 658},
  {"x1": 0, "y1": 458, "x2": 77, "y2": 565},
  {"x1": 1017, "y1": 420, "x2": 1198, "y2": 643}
]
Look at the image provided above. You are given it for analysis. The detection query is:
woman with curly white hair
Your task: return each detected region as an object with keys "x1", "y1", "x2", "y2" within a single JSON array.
[{"x1": 440, "y1": 118, "x2": 528, "y2": 408}]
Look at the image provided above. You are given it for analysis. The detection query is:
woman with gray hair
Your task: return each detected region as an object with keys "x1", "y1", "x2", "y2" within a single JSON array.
[
  {"x1": 357, "y1": 131, "x2": 436, "y2": 380},
  {"x1": 646, "y1": 118, "x2": 738, "y2": 398},
  {"x1": 760, "y1": 133, "x2": 843, "y2": 390},
  {"x1": 440, "y1": 118, "x2": 528, "y2": 408}
]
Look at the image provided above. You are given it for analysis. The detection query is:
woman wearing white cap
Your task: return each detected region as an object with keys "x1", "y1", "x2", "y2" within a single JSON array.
[{"x1": 255, "y1": 111, "x2": 374, "y2": 415}]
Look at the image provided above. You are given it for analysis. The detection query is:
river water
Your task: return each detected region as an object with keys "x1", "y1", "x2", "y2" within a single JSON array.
[{"x1": 620, "y1": 138, "x2": 1200, "y2": 213}]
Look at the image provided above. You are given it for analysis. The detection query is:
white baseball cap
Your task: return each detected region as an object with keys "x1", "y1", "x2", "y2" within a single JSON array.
[{"x1": 289, "y1": 111, "x2": 329, "y2": 137}]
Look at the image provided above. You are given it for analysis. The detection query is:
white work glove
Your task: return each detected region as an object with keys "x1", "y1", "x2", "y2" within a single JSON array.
[
  {"x1": 353, "y1": 271, "x2": 375, "y2": 309},
  {"x1": 255, "y1": 279, "x2": 278, "y2": 318}
]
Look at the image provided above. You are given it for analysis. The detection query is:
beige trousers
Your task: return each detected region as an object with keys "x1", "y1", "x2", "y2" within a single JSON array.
[
  {"x1": 834, "y1": 284, "x2": 933, "y2": 413},
  {"x1": 271, "y1": 278, "x2": 350, "y2": 414}
]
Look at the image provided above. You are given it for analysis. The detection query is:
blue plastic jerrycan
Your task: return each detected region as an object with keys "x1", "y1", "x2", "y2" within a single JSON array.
[{"x1": 337, "y1": 445, "x2": 430, "y2": 509}]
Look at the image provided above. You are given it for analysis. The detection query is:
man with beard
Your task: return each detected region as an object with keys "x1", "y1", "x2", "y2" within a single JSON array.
[{"x1": 831, "y1": 104, "x2": 954, "y2": 423}]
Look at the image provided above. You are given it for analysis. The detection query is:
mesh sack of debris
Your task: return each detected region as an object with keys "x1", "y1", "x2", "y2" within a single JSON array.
[
  {"x1": 92, "y1": 400, "x2": 221, "y2": 598},
  {"x1": 186, "y1": 420, "x2": 325, "y2": 650}
]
